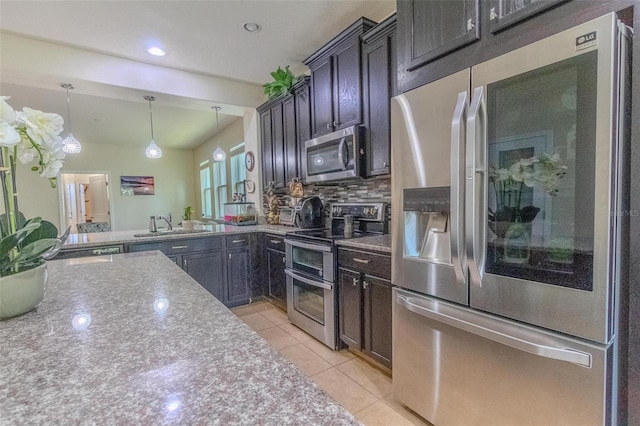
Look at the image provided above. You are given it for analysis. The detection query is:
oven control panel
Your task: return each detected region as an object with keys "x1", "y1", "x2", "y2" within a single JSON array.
[{"x1": 330, "y1": 202, "x2": 386, "y2": 221}]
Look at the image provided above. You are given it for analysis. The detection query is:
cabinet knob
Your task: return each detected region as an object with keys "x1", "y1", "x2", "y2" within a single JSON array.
[
  {"x1": 490, "y1": 8, "x2": 498, "y2": 21},
  {"x1": 326, "y1": 123, "x2": 332, "y2": 129},
  {"x1": 229, "y1": 253, "x2": 232, "y2": 259},
  {"x1": 183, "y1": 259, "x2": 188, "y2": 267},
  {"x1": 333, "y1": 121, "x2": 340, "y2": 127},
  {"x1": 363, "y1": 281, "x2": 369, "y2": 290},
  {"x1": 352, "y1": 277, "x2": 358, "y2": 287},
  {"x1": 283, "y1": 256, "x2": 286, "y2": 263}
]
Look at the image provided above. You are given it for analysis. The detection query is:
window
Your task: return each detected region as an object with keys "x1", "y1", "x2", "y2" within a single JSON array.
[
  {"x1": 199, "y1": 161, "x2": 212, "y2": 218},
  {"x1": 230, "y1": 151, "x2": 246, "y2": 198},
  {"x1": 213, "y1": 160, "x2": 227, "y2": 219}
]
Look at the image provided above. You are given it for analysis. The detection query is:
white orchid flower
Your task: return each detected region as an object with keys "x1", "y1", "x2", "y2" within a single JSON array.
[
  {"x1": 0, "y1": 120, "x2": 21, "y2": 147},
  {"x1": 1, "y1": 96, "x2": 17, "y2": 124},
  {"x1": 16, "y1": 107, "x2": 64, "y2": 146}
]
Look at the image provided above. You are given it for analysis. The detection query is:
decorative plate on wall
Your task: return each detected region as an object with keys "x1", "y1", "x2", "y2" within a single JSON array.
[{"x1": 245, "y1": 180, "x2": 255, "y2": 193}]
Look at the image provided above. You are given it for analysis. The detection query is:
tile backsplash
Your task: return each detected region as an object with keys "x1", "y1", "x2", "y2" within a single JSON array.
[{"x1": 263, "y1": 176, "x2": 392, "y2": 224}]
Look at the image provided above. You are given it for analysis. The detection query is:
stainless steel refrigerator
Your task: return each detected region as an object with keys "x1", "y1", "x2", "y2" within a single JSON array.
[{"x1": 390, "y1": 13, "x2": 630, "y2": 425}]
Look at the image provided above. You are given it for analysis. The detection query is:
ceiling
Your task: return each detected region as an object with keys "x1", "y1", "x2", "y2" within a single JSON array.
[{"x1": 0, "y1": 0, "x2": 396, "y2": 150}]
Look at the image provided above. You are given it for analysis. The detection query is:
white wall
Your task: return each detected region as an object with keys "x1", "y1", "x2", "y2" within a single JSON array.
[{"x1": 17, "y1": 142, "x2": 195, "y2": 231}]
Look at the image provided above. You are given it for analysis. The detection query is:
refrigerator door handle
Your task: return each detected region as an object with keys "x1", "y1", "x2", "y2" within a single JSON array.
[
  {"x1": 466, "y1": 86, "x2": 487, "y2": 288},
  {"x1": 450, "y1": 91, "x2": 468, "y2": 284},
  {"x1": 396, "y1": 294, "x2": 592, "y2": 367}
]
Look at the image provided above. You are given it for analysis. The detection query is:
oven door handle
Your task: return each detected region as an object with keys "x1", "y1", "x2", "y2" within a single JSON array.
[
  {"x1": 284, "y1": 239, "x2": 333, "y2": 253},
  {"x1": 285, "y1": 269, "x2": 333, "y2": 291}
]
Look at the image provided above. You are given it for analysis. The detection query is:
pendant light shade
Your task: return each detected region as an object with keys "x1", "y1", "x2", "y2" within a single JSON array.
[
  {"x1": 144, "y1": 95, "x2": 162, "y2": 159},
  {"x1": 212, "y1": 106, "x2": 226, "y2": 162},
  {"x1": 60, "y1": 83, "x2": 82, "y2": 154}
]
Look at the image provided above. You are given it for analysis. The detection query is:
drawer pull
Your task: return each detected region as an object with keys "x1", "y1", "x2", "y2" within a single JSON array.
[
  {"x1": 172, "y1": 245, "x2": 189, "y2": 249},
  {"x1": 270, "y1": 239, "x2": 282, "y2": 244},
  {"x1": 353, "y1": 258, "x2": 370, "y2": 264},
  {"x1": 232, "y1": 239, "x2": 246, "y2": 243}
]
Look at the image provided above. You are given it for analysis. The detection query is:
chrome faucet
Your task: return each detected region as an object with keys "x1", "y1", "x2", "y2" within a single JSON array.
[{"x1": 157, "y1": 213, "x2": 172, "y2": 230}]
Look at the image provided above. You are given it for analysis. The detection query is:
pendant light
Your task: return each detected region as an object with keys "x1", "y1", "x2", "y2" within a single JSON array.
[
  {"x1": 60, "y1": 83, "x2": 82, "y2": 154},
  {"x1": 212, "y1": 106, "x2": 226, "y2": 162},
  {"x1": 144, "y1": 95, "x2": 162, "y2": 159}
]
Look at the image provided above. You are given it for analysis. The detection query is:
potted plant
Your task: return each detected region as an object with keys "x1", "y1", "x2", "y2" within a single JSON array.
[
  {"x1": 182, "y1": 205, "x2": 194, "y2": 231},
  {"x1": 262, "y1": 66, "x2": 298, "y2": 100},
  {"x1": 0, "y1": 96, "x2": 67, "y2": 320}
]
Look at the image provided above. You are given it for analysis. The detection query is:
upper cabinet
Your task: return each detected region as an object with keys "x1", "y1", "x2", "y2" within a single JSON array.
[
  {"x1": 304, "y1": 18, "x2": 377, "y2": 138},
  {"x1": 489, "y1": 0, "x2": 570, "y2": 33},
  {"x1": 362, "y1": 14, "x2": 396, "y2": 177},
  {"x1": 257, "y1": 77, "x2": 311, "y2": 190},
  {"x1": 396, "y1": 0, "x2": 587, "y2": 93},
  {"x1": 398, "y1": 0, "x2": 479, "y2": 72}
]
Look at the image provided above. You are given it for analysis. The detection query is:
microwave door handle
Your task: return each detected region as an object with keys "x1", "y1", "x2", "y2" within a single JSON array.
[
  {"x1": 337, "y1": 137, "x2": 348, "y2": 170},
  {"x1": 450, "y1": 91, "x2": 468, "y2": 285},
  {"x1": 466, "y1": 86, "x2": 487, "y2": 288},
  {"x1": 285, "y1": 269, "x2": 333, "y2": 290},
  {"x1": 396, "y1": 294, "x2": 592, "y2": 367}
]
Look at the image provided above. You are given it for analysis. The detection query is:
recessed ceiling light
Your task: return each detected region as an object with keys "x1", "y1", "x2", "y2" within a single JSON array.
[
  {"x1": 243, "y1": 23, "x2": 262, "y2": 33},
  {"x1": 148, "y1": 46, "x2": 166, "y2": 56}
]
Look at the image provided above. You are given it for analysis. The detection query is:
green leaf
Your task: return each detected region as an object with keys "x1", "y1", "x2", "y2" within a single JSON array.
[
  {"x1": 0, "y1": 211, "x2": 27, "y2": 237},
  {"x1": 21, "y1": 219, "x2": 58, "y2": 248},
  {"x1": 8, "y1": 238, "x2": 60, "y2": 270},
  {"x1": 0, "y1": 220, "x2": 41, "y2": 260}
]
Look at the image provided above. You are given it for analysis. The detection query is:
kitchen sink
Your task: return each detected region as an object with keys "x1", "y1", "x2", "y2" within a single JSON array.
[{"x1": 133, "y1": 229, "x2": 211, "y2": 237}]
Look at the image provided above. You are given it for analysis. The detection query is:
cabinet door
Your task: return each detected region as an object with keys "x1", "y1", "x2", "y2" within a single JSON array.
[
  {"x1": 226, "y1": 248, "x2": 251, "y2": 305},
  {"x1": 489, "y1": 0, "x2": 569, "y2": 33},
  {"x1": 398, "y1": 0, "x2": 479, "y2": 70},
  {"x1": 363, "y1": 274, "x2": 392, "y2": 368},
  {"x1": 295, "y1": 81, "x2": 312, "y2": 181},
  {"x1": 183, "y1": 251, "x2": 224, "y2": 301},
  {"x1": 363, "y1": 33, "x2": 392, "y2": 177},
  {"x1": 270, "y1": 103, "x2": 286, "y2": 189},
  {"x1": 267, "y1": 249, "x2": 287, "y2": 310},
  {"x1": 339, "y1": 268, "x2": 362, "y2": 349},
  {"x1": 259, "y1": 109, "x2": 274, "y2": 189},
  {"x1": 310, "y1": 57, "x2": 334, "y2": 138},
  {"x1": 282, "y1": 95, "x2": 298, "y2": 185},
  {"x1": 333, "y1": 40, "x2": 363, "y2": 131}
]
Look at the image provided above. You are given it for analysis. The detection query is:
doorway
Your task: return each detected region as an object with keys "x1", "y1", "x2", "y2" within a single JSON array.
[{"x1": 59, "y1": 173, "x2": 112, "y2": 233}]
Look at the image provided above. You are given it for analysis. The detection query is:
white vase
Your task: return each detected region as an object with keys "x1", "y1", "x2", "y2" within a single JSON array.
[
  {"x1": 182, "y1": 220, "x2": 194, "y2": 231},
  {"x1": 0, "y1": 264, "x2": 47, "y2": 320}
]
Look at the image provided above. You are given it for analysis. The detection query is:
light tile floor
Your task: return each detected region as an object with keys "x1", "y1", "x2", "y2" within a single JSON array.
[{"x1": 231, "y1": 300, "x2": 433, "y2": 426}]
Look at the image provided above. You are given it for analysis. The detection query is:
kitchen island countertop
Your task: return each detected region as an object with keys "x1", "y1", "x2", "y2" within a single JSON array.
[{"x1": 0, "y1": 252, "x2": 360, "y2": 425}]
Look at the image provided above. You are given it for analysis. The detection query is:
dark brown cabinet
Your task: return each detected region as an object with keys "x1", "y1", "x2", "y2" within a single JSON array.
[
  {"x1": 337, "y1": 248, "x2": 392, "y2": 369},
  {"x1": 398, "y1": 0, "x2": 479, "y2": 75},
  {"x1": 183, "y1": 251, "x2": 224, "y2": 301},
  {"x1": 362, "y1": 15, "x2": 396, "y2": 177},
  {"x1": 294, "y1": 77, "x2": 312, "y2": 180},
  {"x1": 264, "y1": 234, "x2": 287, "y2": 311},
  {"x1": 224, "y1": 235, "x2": 251, "y2": 307},
  {"x1": 304, "y1": 18, "x2": 376, "y2": 138},
  {"x1": 489, "y1": 0, "x2": 570, "y2": 33},
  {"x1": 258, "y1": 77, "x2": 311, "y2": 188}
]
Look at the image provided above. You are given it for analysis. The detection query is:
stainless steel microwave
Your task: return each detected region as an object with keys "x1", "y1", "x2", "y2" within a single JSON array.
[{"x1": 304, "y1": 125, "x2": 363, "y2": 183}]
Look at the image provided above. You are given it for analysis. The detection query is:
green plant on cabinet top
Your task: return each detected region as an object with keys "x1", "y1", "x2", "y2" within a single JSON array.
[{"x1": 263, "y1": 66, "x2": 299, "y2": 100}]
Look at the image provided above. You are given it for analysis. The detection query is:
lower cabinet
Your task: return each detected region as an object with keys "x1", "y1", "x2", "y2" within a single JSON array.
[
  {"x1": 264, "y1": 234, "x2": 287, "y2": 311},
  {"x1": 126, "y1": 234, "x2": 254, "y2": 308},
  {"x1": 183, "y1": 251, "x2": 224, "y2": 301},
  {"x1": 338, "y1": 248, "x2": 392, "y2": 369}
]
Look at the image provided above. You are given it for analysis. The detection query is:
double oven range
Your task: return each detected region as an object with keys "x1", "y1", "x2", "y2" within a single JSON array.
[{"x1": 284, "y1": 202, "x2": 387, "y2": 349}]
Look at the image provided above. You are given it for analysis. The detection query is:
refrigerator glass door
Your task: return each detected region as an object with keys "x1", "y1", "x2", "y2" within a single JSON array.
[{"x1": 467, "y1": 13, "x2": 623, "y2": 343}]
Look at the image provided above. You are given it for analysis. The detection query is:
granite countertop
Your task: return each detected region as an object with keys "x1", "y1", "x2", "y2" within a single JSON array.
[
  {"x1": 0, "y1": 252, "x2": 360, "y2": 425},
  {"x1": 336, "y1": 234, "x2": 392, "y2": 254},
  {"x1": 63, "y1": 224, "x2": 294, "y2": 249},
  {"x1": 62, "y1": 225, "x2": 392, "y2": 253}
]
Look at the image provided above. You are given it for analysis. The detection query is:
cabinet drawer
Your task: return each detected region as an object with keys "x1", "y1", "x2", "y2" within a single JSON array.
[
  {"x1": 338, "y1": 248, "x2": 391, "y2": 280},
  {"x1": 225, "y1": 234, "x2": 250, "y2": 249},
  {"x1": 127, "y1": 237, "x2": 222, "y2": 255},
  {"x1": 265, "y1": 234, "x2": 285, "y2": 252}
]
